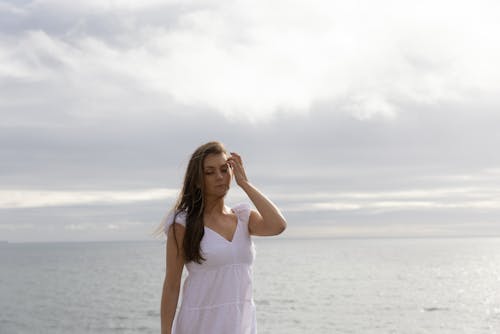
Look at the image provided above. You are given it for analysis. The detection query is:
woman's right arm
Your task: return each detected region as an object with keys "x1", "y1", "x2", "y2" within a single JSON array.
[{"x1": 161, "y1": 224, "x2": 185, "y2": 334}]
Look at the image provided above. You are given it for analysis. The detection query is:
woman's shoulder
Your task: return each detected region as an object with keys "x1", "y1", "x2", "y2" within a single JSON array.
[
  {"x1": 163, "y1": 210, "x2": 187, "y2": 235},
  {"x1": 171, "y1": 210, "x2": 187, "y2": 225},
  {"x1": 231, "y1": 203, "x2": 252, "y2": 222}
]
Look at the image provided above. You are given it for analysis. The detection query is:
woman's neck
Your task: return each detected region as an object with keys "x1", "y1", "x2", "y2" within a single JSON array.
[{"x1": 203, "y1": 197, "x2": 226, "y2": 215}]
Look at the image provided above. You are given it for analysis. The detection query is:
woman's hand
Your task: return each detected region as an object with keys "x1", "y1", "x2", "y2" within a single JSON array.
[
  {"x1": 227, "y1": 152, "x2": 249, "y2": 187},
  {"x1": 227, "y1": 151, "x2": 287, "y2": 236}
]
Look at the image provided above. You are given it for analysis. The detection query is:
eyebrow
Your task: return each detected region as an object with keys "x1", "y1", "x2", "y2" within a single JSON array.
[{"x1": 204, "y1": 163, "x2": 228, "y2": 170}]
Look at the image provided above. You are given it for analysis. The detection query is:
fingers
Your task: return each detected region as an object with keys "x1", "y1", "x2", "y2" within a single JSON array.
[
  {"x1": 227, "y1": 159, "x2": 238, "y2": 170},
  {"x1": 227, "y1": 152, "x2": 248, "y2": 185},
  {"x1": 229, "y1": 152, "x2": 243, "y2": 164},
  {"x1": 227, "y1": 152, "x2": 244, "y2": 173}
]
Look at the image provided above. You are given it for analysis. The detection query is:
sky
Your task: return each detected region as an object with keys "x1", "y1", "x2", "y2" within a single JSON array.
[{"x1": 1, "y1": 0, "x2": 500, "y2": 242}]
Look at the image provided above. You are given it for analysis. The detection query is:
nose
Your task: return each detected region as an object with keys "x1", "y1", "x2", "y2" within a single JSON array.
[{"x1": 215, "y1": 170, "x2": 224, "y2": 179}]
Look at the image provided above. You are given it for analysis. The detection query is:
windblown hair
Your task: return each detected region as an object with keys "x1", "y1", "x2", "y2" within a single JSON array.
[{"x1": 170, "y1": 141, "x2": 227, "y2": 264}]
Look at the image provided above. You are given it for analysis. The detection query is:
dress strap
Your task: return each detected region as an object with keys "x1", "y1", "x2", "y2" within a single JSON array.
[
  {"x1": 231, "y1": 203, "x2": 252, "y2": 223},
  {"x1": 162, "y1": 210, "x2": 187, "y2": 236}
]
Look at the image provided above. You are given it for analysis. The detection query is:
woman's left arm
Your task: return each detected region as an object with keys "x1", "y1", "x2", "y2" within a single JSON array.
[{"x1": 227, "y1": 152, "x2": 287, "y2": 236}]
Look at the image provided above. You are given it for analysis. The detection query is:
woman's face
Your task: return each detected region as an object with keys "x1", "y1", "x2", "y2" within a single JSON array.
[{"x1": 202, "y1": 152, "x2": 232, "y2": 197}]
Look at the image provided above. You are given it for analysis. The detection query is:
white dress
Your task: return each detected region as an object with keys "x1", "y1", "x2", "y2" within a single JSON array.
[{"x1": 164, "y1": 203, "x2": 257, "y2": 334}]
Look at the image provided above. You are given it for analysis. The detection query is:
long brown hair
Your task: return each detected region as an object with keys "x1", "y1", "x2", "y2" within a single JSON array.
[{"x1": 171, "y1": 141, "x2": 227, "y2": 264}]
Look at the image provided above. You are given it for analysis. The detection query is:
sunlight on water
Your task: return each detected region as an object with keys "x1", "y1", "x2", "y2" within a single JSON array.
[
  {"x1": 0, "y1": 238, "x2": 499, "y2": 333},
  {"x1": 252, "y1": 237, "x2": 500, "y2": 334}
]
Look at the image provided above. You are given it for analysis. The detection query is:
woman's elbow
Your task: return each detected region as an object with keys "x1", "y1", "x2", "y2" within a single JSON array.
[{"x1": 275, "y1": 218, "x2": 287, "y2": 235}]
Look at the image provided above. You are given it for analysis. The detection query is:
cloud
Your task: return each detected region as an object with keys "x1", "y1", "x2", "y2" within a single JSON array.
[
  {"x1": 5, "y1": 184, "x2": 500, "y2": 211},
  {"x1": 2, "y1": 0, "x2": 500, "y2": 122},
  {"x1": 0, "y1": 188, "x2": 178, "y2": 209},
  {"x1": 1, "y1": 0, "x2": 500, "y2": 241},
  {"x1": 1, "y1": 103, "x2": 500, "y2": 192},
  {"x1": 3, "y1": 181, "x2": 500, "y2": 241}
]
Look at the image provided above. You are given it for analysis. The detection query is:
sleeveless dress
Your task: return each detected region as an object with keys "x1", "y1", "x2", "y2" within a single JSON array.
[{"x1": 164, "y1": 203, "x2": 257, "y2": 334}]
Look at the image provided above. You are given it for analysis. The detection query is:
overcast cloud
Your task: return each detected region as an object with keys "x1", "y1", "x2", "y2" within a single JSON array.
[{"x1": 1, "y1": 0, "x2": 500, "y2": 242}]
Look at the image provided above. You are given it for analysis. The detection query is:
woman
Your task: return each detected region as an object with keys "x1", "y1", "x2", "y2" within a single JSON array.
[{"x1": 160, "y1": 141, "x2": 287, "y2": 334}]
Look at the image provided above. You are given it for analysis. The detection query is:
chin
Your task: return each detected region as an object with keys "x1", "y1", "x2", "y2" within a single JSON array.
[{"x1": 209, "y1": 187, "x2": 229, "y2": 198}]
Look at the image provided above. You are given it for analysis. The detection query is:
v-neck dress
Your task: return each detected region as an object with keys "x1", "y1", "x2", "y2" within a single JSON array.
[{"x1": 164, "y1": 203, "x2": 257, "y2": 334}]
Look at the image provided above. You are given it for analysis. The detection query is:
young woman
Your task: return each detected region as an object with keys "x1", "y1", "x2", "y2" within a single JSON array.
[{"x1": 160, "y1": 141, "x2": 287, "y2": 334}]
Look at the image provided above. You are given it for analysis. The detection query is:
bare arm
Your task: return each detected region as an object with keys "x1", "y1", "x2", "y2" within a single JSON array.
[
  {"x1": 227, "y1": 152, "x2": 287, "y2": 236},
  {"x1": 161, "y1": 223, "x2": 185, "y2": 334}
]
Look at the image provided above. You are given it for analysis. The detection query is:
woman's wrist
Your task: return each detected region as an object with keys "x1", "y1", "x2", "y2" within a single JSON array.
[{"x1": 237, "y1": 179, "x2": 251, "y2": 190}]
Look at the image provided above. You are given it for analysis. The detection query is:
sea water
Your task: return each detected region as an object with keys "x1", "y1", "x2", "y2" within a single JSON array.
[{"x1": 1, "y1": 237, "x2": 499, "y2": 333}]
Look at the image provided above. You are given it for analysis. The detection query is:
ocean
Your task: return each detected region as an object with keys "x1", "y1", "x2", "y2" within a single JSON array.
[{"x1": 1, "y1": 237, "x2": 499, "y2": 333}]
